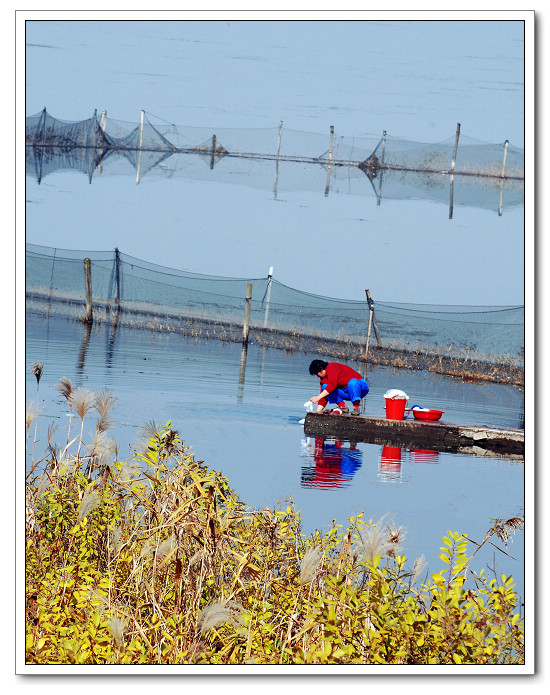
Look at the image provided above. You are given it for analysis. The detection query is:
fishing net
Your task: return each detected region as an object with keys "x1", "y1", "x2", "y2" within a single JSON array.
[
  {"x1": 25, "y1": 109, "x2": 524, "y2": 212},
  {"x1": 25, "y1": 244, "x2": 524, "y2": 363}
]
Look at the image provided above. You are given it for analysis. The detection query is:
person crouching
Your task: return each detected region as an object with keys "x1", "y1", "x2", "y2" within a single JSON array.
[{"x1": 308, "y1": 359, "x2": 369, "y2": 416}]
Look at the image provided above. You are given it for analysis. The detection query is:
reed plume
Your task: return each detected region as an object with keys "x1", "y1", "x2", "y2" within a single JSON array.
[
  {"x1": 29, "y1": 362, "x2": 44, "y2": 384},
  {"x1": 69, "y1": 387, "x2": 95, "y2": 458},
  {"x1": 94, "y1": 388, "x2": 116, "y2": 433},
  {"x1": 56, "y1": 377, "x2": 74, "y2": 446},
  {"x1": 26, "y1": 401, "x2": 35, "y2": 453},
  {"x1": 357, "y1": 517, "x2": 393, "y2": 563},
  {"x1": 198, "y1": 600, "x2": 245, "y2": 634},
  {"x1": 107, "y1": 615, "x2": 127, "y2": 649},
  {"x1": 411, "y1": 554, "x2": 427, "y2": 583},
  {"x1": 78, "y1": 487, "x2": 101, "y2": 522},
  {"x1": 493, "y1": 517, "x2": 524, "y2": 547},
  {"x1": 28, "y1": 362, "x2": 44, "y2": 467},
  {"x1": 300, "y1": 546, "x2": 323, "y2": 584}
]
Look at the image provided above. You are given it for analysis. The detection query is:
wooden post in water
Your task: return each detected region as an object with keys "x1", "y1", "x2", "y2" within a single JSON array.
[
  {"x1": 450, "y1": 123, "x2": 461, "y2": 173},
  {"x1": 263, "y1": 267, "x2": 274, "y2": 328},
  {"x1": 449, "y1": 123, "x2": 461, "y2": 219},
  {"x1": 498, "y1": 140, "x2": 509, "y2": 216},
  {"x1": 83, "y1": 258, "x2": 93, "y2": 324},
  {"x1": 365, "y1": 289, "x2": 382, "y2": 347},
  {"x1": 98, "y1": 110, "x2": 107, "y2": 174},
  {"x1": 364, "y1": 291, "x2": 374, "y2": 365},
  {"x1": 364, "y1": 289, "x2": 378, "y2": 359},
  {"x1": 210, "y1": 134, "x2": 217, "y2": 170},
  {"x1": 136, "y1": 110, "x2": 145, "y2": 184},
  {"x1": 243, "y1": 283, "x2": 252, "y2": 346},
  {"x1": 324, "y1": 125, "x2": 334, "y2": 196}
]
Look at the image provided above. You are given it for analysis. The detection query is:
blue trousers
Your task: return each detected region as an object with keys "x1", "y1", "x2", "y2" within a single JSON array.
[{"x1": 322, "y1": 378, "x2": 369, "y2": 405}]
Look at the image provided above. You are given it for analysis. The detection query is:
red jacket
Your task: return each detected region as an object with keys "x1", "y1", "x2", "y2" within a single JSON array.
[{"x1": 318, "y1": 362, "x2": 363, "y2": 406}]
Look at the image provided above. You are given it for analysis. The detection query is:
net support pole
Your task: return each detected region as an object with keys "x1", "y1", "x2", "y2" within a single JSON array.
[
  {"x1": 499, "y1": 140, "x2": 509, "y2": 216},
  {"x1": 324, "y1": 125, "x2": 334, "y2": 196},
  {"x1": 83, "y1": 258, "x2": 93, "y2": 324},
  {"x1": 136, "y1": 110, "x2": 145, "y2": 184},
  {"x1": 274, "y1": 121, "x2": 283, "y2": 199},
  {"x1": 377, "y1": 130, "x2": 387, "y2": 205},
  {"x1": 365, "y1": 289, "x2": 382, "y2": 347},
  {"x1": 448, "y1": 123, "x2": 461, "y2": 219},
  {"x1": 210, "y1": 134, "x2": 217, "y2": 169},
  {"x1": 243, "y1": 283, "x2": 252, "y2": 346},
  {"x1": 98, "y1": 110, "x2": 107, "y2": 174},
  {"x1": 114, "y1": 247, "x2": 121, "y2": 306},
  {"x1": 263, "y1": 267, "x2": 273, "y2": 328},
  {"x1": 364, "y1": 289, "x2": 374, "y2": 365}
]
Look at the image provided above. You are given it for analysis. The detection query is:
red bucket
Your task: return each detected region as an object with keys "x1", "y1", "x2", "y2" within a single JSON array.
[{"x1": 385, "y1": 397, "x2": 407, "y2": 420}]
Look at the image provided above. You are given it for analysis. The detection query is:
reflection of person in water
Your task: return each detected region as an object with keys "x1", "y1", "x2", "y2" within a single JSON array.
[{"x1": 301, "y1": 437, "x2": 363, "y2": 489}]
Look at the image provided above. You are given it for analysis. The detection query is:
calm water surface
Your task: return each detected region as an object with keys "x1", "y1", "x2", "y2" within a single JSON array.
[{"x1": 25, "y1": 313, "x2": 525, "y2": 601}]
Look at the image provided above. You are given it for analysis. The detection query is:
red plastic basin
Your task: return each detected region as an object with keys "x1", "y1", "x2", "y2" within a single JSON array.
[{"x1": 412, "y1": 408, "x2": 444, "y2": 421}]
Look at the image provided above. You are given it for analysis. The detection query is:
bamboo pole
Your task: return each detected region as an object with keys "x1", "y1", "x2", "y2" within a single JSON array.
[
  {"x1": 263, "y1": 267, "x2": 274, "y2": 328},
  {"x1": 83, "y1": 258, "x2": 93, "y2": 324},
  {"x1": 98, "y1": 110, "x2": 107, "y2": 174},
  {"x1": 448, "y1": 123, "x2": 461, "y2": 219},
  {"x1": 243, "y1": 283, "x2": 252, "y2": 346},
  {"x1": 210, "y1": 134, "x2": 217, "y2": 169},
  {"x1": 365, "y1": 289, "x2": 382, "y2": 346},
  {"x1": 274, "y1": 121, "x2": 283, "y2": 199},
  {"x1": 450, "y1": 123, "x2": 461, "y2": 173},
  {"x1": 377, "y1": 130, "x2": 387, "y2": 205},
  {"x1": 324, "y1": 125, "x2": 334, "y2": 196},
  {"x1": 136, "y1": 110, "x2": 145, "y2": 184},
  {"x1": 499, "y1": 140, "x2": 509, "y2": 216},
  {"x1": 364, "y1": 289, "x2": 374, "y2": 360}
]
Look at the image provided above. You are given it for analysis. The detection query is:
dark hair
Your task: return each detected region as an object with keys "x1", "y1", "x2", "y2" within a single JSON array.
[{"x1": 309, "y1": 359, "x2": 328, "y2": 375}]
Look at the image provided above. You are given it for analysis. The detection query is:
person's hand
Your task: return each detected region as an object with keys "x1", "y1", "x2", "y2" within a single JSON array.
[{"x1": 310, "y1": 395, "x2": 320, "y2": 404}]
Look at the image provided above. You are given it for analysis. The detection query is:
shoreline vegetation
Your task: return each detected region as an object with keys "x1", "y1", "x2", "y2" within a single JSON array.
[
  {"x1": 26, "y1": 295, "x2": 524, "y2": 388},
  {"x1": 25, "y1": 368, "x2": 525, "y2": 666}
]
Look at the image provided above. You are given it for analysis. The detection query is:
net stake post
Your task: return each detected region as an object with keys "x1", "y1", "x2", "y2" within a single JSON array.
[
  {"x1": 324, "y1": 125, "x2": 334, "y2": 196},
  {"x1": 263, "y1": 267, "x2": 273, "y2": 328},
  {"x1": 136, "y1": 110, "x2": 145, "y2": 184},
  {"x1": 243, "y1": 283, "x2": 252, "y2": 346},
  {"x1": 498, "y1": 140, "x2": 509, "y2": 216},
  {"x1": 448, "y1": 123, "x2": 461, "y2": 219},
  {"x1": 365, "y1": 289, "x2": 382, "y2": 346},
  {"x1": 83, "y1": 258, "x2": 93, "y2": 324}
]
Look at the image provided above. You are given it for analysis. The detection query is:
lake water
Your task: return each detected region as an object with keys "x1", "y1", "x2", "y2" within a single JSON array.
[
  {"x1": 22, "y1": 16, "x2": 529, "y2": 616},
  {"x1": 23, "y1": 18, "x2": 527, "y2": 306},
  {"x1": 25, "y1": 312, "x2": 525, "y2": 602}
]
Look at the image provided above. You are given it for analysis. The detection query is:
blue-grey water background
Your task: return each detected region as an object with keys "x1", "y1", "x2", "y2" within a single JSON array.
[
  {"x1": 23, "y1": 17, "x2": 528, "y2": 602},
  {"x1": 24, "y1": 17, "x2": 526, "y2": 305}
]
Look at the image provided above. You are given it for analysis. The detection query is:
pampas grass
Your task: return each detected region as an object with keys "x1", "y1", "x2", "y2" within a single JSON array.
[
  {"x1": 56, "y1": 377, "x2": 74, "y2": 447},
  {"x1": 299, "y1": 546, "x2": 323, "y2": 584},
  {"x1": 78, "y1": 487, "x2": 101, "y2": 522},
  {"x1": 69, "y1": 387, "x2": 95, "y2": 458},
  {"x1": 198, "y1": 600, "x2": 245, "y2": 634},
  {"x1": 28, "y1": 362, "x2": 44, "y2": 467}
]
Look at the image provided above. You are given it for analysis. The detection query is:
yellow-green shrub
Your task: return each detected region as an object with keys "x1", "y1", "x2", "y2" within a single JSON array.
[{"x1": 25, "y1": 422, "x2": 524, "y2": 665}]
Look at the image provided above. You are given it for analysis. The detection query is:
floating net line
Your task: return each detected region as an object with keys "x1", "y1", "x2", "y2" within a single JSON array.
[
  {"x1": 25, "y1": 244, "x2": 524, "y2": 364},
  {"x1": 25, "y1": 110, "x2": 525, "y2": 213}
]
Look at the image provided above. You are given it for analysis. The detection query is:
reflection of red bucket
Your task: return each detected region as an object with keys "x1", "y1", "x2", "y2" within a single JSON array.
[
  {"x1": 381, "y1": 446, "x2": 402, "y2": 463},
  {"x1": 385, "y1": 397, "x2": 407, "y2": 420},
  {"x1": 411, "y1": 450, "x2": 440, "y2": 464}
]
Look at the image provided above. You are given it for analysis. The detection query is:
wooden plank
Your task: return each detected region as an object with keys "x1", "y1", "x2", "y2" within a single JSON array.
[{"x1": 303, "y1": 412, "x2": 524, "y2": 457}]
